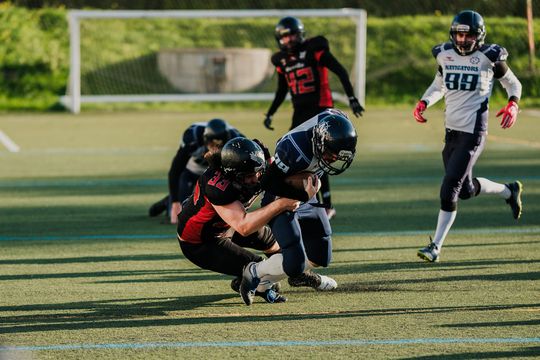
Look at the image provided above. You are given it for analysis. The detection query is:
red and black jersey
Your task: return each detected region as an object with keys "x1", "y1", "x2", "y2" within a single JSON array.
[
  {"x1": 176, "y1": 168, "x2": 259, "y2": 244},
  {"x1": 268, "y1": 36, "x2": 355, "y2": 113}
]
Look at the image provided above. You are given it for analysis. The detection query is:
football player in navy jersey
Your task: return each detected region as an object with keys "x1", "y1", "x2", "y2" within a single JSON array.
[
  {"x1": 176, "y1": 137, "x2": 300, "y2": 304},
  {"x1": 413, "y1": 10, "x2": 523, "y2": 262},
  {"x1": 263, "y1": 16, "x2": 364, "y2": 220},
  {"x1": 239, "y1": 109, "x2": 358, "y2": 306},
  {"x1": 148, "y1": 119, "x2": 244, "y2": 224}
]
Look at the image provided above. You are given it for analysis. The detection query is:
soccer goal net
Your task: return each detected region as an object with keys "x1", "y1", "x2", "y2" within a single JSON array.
[{"x1": 61, "y1": 9, "x2": 366, "y2": 113}]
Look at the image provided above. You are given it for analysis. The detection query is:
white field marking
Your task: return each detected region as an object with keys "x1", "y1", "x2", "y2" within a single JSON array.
[
  {"x1": 489, "y1": 134, "x2": 540, "y2": 149},
  {"x1": 0, "y1": 130, "x2": 20, "y2": 152},
  {"x1": 1, "y1": 337, "x2": 539, "y2": 352}
]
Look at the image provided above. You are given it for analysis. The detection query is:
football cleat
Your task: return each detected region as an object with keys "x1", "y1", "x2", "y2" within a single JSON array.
[
  {"x1": 326, "y1": 207, "x2": 337, "y2": 220},
  {"x1": 239, "y1": 262, "x2": 260, "y2": 306},
  {"x1": 256, "y1": 289, "x2": 287, "y2": 303},
  {"x1": 148, "y1": 196, "x2": 168, "y2": 217},
  {"x1": 288, "y1": 270, "x2": 338, "y2": 291},
  {"x1": 230, "y1": 277, "x2": 241, "y2": 293},
  {"x1": 417, "y1": 238, "x2": 440, "y2": 262},
  {"x1": 505, "y1": 181, "x2": 523, "y2": 220},
  {"x1": 231, "y1": 277, "x2": 281, "y2": 294}
]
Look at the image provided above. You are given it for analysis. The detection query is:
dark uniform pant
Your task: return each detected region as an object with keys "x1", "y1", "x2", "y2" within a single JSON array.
[
  {"x1": 440, "y1": 129, "x2": 486, "y2": 211},
  {"x1": 269, "y1": 202, "x2": 332, "y2": 277},
  {"x1": 179, "y1": 226, "x2": 276, "y2": 277}
]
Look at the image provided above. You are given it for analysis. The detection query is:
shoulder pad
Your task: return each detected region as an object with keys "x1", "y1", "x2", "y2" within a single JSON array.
[
  {"x1": 204, "y1": 170, "x2": 237, "y2": 206},
  {"x1": 228, "y1": 128, "x2": 244, "y2": 139},
  {"x1": 274, "y1": 137, "x2": 311, "y2": 175},
  {"x1": 480, "y1": 44, "x2": 508, "y2": 62},
  {"x1": 431, "y1": 43, "x2": 452, "y2": 58},
  {"x1": 306, "y1": 36, "x2": 329, "y2": 52}
]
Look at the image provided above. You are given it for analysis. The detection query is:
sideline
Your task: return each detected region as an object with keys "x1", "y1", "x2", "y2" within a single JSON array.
[
  {"x1": 0, "y1": 130, "x2": 20, "y2": 153},
  {"x1": 1, "y1": 337, "x2": 540, "y2": 352}
]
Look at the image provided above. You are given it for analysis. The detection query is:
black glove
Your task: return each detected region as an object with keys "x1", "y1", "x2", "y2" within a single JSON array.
[
  {"x1": 263, "y1": 114, "x2": 274, "y2": 130},
  {"x1": 252, "y1": 139, "x2": 272, "y2": 162},
  {"x1": 348, "y1": 96, "x2": 364, "y2": 117}
]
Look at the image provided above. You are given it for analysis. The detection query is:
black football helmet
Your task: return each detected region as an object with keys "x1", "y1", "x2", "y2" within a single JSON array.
[
  {"x1": 275, "y1": 16, "x2": 305, "y2": 52},
  {"x1": 203, "y1": 118, "x2": 230, "y2": 145},
  {"x1": 449, "y1": 10, "x2": 486, "y2": 56},
  {"x1": 313, "y1": 111, "x2": 358, "y2": 175},
  {"x1": 221, "y1": 138, "x2": 266, "y2": 190}
]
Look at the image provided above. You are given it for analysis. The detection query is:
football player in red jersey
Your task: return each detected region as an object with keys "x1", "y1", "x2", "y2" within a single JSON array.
[
  {"x1": 263, "y1": 16, "x2": 364, "y2": 220},
  {"x1": 176, "y1": 138, "x2": 300, "y2": 303}
]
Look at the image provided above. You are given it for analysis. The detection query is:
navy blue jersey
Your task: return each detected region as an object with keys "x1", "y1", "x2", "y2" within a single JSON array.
[
  {"x1": 262, "y1": 109, "x2": 341, "y2": 201},
  {"x1": 168, "y1": 122, "x2": 243, "y2": 202},
  {"x1": 181, "y1": 122, "x2": 244, "y2": 175}
]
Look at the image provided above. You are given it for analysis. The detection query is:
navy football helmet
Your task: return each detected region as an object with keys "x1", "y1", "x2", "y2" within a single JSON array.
[
  {"x1": 449, "y1": 10, "x2": 486, "y2": 55},
  {"x1": 275, "y1": 16, "x2": 305, "y2": 52},
  {"x1": 203, "y1": 118, "x2": 230, "y2": 145},
  {"x1": 313, "y1": 111, "x2": 357, "y2": 175},
  {"x1": 221, "y1": 138, "x2": 266, "y2": 190}
]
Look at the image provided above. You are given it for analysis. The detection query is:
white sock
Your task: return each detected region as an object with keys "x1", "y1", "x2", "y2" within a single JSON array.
[
  {"x1": 477, "y1": 177, "x2": 511, "y2": 199},
  {"x1": 255, "y1": 253, "x2": 286, "y2": 277},
  {"x1": 254, "y1": 254, "x2": 287, "y2": 292},
  {"x1": 432, "y1": 209, "x2": 457, "y2": 250}
]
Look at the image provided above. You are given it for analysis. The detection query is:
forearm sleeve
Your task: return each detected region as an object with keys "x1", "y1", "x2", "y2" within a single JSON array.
[
  {"x1": 260, "y1": 164, "x2": 310, "y2": 202},
  {"x1": 421, "y1": 70, "x2": 445, "y2": 107},
  {"x1": 321, "y1": 51, "x2": 355, "y2": 97},
  {"x1": 498, "y1": 67, "x2": 522, "y2": 102},
  {"x1": 266, "y1": 73, "x2": 288, "y2": 116}
]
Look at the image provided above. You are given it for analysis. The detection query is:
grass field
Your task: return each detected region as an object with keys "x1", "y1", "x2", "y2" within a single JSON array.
[{"x1": 1, "y1": 107, "x2": 539, "y2": 359}]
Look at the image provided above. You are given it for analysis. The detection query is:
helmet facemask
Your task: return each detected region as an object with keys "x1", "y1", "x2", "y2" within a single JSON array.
[
  {"x1": 313, "y1": 118, "x2": 356, "y2": 176},
  {"x1": 451, "y1": 26, "x2": 479, "y2": 55},
  {"x1": 275, "y1": 17, "x2": 305, "y2": 52},
  {"x1": 449, "y1": 11, "x2": 486, "y2": 56}
]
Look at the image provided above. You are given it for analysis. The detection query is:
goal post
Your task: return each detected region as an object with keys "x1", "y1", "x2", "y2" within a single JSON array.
[{"x1": 61, "y1": 9, "x2": 367, "y2": 114}]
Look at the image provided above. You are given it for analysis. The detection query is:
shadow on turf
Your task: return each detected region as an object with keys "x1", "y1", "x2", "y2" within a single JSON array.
[
  {"x1": 0, "y1": 268, "x2": 225, "y2": 282},
  {"x1": 441, "y1": 319, "x2": 540, "y2": 328},
  {"x1": 328, "y1": 259, "x2": 540, "y2": 277},
  {"x1": 333, "y1": 240, "x2": 540, "y2": 254},
  {"x1": 1, "y1": 300, "x2": 539, "y2": 335},
  {"x1": 0, "y1": 253, "x2": 182, "y2": 265},
  {"x1": 399, "y1": 346, "x2": 540, "y2": 359}
]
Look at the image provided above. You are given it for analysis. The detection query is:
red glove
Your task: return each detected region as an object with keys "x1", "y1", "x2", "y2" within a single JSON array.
[
  {"x1": 413, "y1": 100, "x2": 427, "y2": 123},
  {"x1": 496, "y1": 100, "x2": 519, "y2": 129}
]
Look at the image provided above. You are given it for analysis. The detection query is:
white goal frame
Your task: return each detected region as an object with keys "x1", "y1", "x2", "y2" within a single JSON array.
[{"x1": 61, "y1": 9, "x2": 367, "y2": 113}]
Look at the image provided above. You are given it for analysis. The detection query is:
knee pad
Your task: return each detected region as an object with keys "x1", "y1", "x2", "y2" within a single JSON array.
[{"x1": 458, "y1": 178, "x2": 478, "y2": 200}]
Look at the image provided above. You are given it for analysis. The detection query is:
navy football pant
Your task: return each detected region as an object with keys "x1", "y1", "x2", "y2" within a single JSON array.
[
  {"x1": 440, "y1": 129, "x2": 486, "y2": 211},
  {"x1": 270, "y1": 202, "x2": 332, "y2": 277}
]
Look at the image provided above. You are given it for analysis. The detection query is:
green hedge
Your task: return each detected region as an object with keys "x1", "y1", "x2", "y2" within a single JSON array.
[{"x1": 0, "y1": 5, "x2": 538, "y2": 110}]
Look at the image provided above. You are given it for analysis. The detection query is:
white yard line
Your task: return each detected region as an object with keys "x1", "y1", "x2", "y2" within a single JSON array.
[{"x1": 0, "y1": 129, "x2": 20, "y2": 152}]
